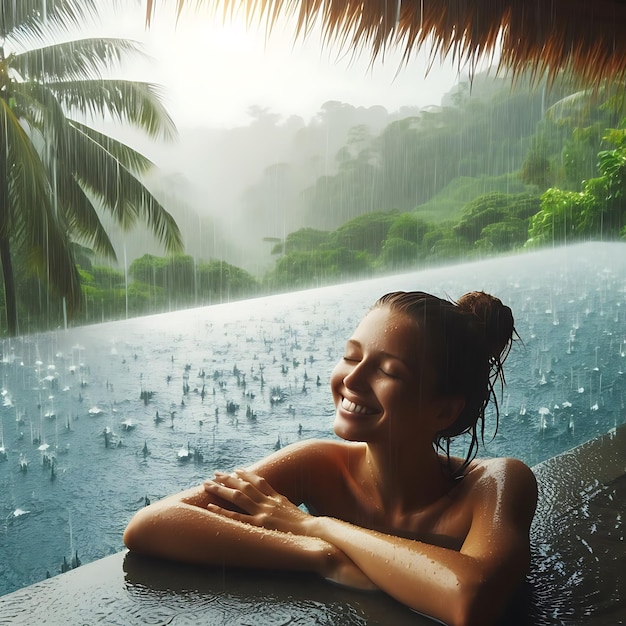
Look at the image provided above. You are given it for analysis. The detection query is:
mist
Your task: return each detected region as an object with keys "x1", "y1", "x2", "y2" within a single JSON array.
[{"x1": 96, "y1": 98, "x2": 438, "y2": 274}]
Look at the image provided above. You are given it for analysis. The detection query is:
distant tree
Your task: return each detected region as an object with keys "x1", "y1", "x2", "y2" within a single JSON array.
[
  {"x1": 455, "y1": 193, "x2": 539, "y2": 244},
  {"x1": 475, "y1": 218, "x2": 529, "y2": 251},
  {"x1": 267, "y1": 247, "x2": 371, "y2": 289},
  {"x1": 386, "y1": 213, "x2": 430, "y2": 245},
  {"x1": 129, "y1": 254, "x2": 194, "y2": 303},
  {"x1": 129, "y1": 254, "x2": 163, "y2": 286},
  {"x1": 329, "y1": 211, "x2": 398, "y2": 256},
  {"x1": 274, "y1": 228, "x2": 331, "y2": 255},
  {"x1": 527, "y1": 188, "x2": 585, "y2": 245},
  {"x1": 379, "y1": 238, "x2": 419, "y2": 269},
  {"x1": 196, "y1": 260, "x2": 258, "y2": 302},
  {"x1": 520, "y1": 142, "x2": 553, "y2": 190},
  {"x1": 528, "y1": 128, "x2": 626, "y2": 245}
]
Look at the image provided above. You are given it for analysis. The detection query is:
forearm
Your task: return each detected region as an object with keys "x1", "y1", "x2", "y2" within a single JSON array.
[
  {"x1": 308, "y1": 516, "x2": 489, "y2": 626},
  {"x1": 124, "y1": 496, "x2": 331, "y2": 574}
]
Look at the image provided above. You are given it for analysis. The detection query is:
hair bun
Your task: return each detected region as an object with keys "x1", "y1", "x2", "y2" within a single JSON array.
[{"x1": 457, "y1": 291, "x2": 515, "y2": 361}]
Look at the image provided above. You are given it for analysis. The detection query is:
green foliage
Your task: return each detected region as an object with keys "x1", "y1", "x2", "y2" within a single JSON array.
[
  {"x1": 266, "y1": 247, "x2": 371, "y2": 290},
  {"x1": 276, "y1": 228, "x2": 331, "y2": 255},
  {"x1": 475, "y1": 219, "x2": 529, "y2": 251},
  {"x1": 329, "y1": 211, "x2": 398, "y2": 256},
  {"x1": 379, "y1": 238, "x2": 419, "y2": 270},
  {"x1": 414, "y1": 175, "x2": 535, "y2": 222},
  {"x1": 428, "y1": 235, "x2": 470, "y2": 261},
  {"x1": 128, "y1": 253, "x2": 259, "y2": 310},
  {"x1": 527, "y1": 188, "x2": 588, "y2": 245},
  {"x1": 196, "y1": 260, "x2": 259, "y2": 302},
  {"x1": 386, "y1": 214, "x2": 430, "y2": 245},
  {"x1": 520, "y1": 141, "x2": 553, "y2": 190},
  {"x1": 91, "y1": 265, "x2": 125, "y2": 287},
  {"x1": 528, "y1": 132, "x2": 626, "y2": 246},
  {"x1": 0, "y1": 0, "x2": 182, "y2": 335},
  {"x1": 300, "y1": 77, "x2": 553, "y2": 230},
  {"x1": 561, "y1": 126, "x2": 605, "y2": 189},
  {"x1": 455, "y1": 193, "x2": 541, "y2": 243}
]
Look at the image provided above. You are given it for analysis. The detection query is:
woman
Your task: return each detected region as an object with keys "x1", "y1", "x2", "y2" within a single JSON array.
[{"x1": 124, "y1": 291, "x2": 537, "y2": 626}]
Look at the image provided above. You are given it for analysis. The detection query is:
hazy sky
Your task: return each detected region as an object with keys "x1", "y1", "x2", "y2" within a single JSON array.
[{"x1": 89, "y1": 2, "x2": 488, "y2": 129}]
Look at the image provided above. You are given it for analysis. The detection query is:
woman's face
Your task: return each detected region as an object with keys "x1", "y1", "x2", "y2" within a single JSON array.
[{"x1": 330, "y1": 307, "x2": 447, "y2": 446}]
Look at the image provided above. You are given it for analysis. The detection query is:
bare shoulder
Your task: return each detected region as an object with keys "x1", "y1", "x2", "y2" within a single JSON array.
[
  {"x1": 248, "y1": 438, "x2": 359, "y2": 502},
  {"x1": 475, "y1": 457, "x2": 537, "y2": 492},
  {"x1": 251, "y1": 438, "x2": 356, "y2": 470},
  {"x1": 466, "y1": 457, "x2": 538, "y2": 524}
]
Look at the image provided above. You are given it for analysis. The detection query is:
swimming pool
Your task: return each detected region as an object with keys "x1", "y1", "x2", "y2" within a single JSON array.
[{"x1": 1, "y1": 241, "x2": 625, "y2": 597}]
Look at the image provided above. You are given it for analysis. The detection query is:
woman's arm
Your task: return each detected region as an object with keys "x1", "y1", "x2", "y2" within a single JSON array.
[
  {"x1": 123, "y1": 485, "x2": 330, "y2": 573},
  {"x1": 123, "y1": 442, "x2": 376, "y2": 589},
  {"x1": 205, "y1": 458, "x2": 537, "y2": 626}
]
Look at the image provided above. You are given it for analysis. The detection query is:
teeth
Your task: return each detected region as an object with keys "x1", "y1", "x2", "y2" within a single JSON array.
[{"x1": 341, "y1": 397, "x2": 374, "y2": 414}]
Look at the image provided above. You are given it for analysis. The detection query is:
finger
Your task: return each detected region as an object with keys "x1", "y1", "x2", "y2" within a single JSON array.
[
  {"x1": 204, "y1": 480, "x2": 258, "y2": 510},
  {"x1": 204, "y1": 476, "x2": 266, "y2": 514},
  {"x1": 233, "y1": 468, "x2": 276, "y2": 496},
  {"x1": 212, "y1": 471, "x2": 268, "y2": 503},
  {"x1": 206, "y1": 503, "x2": 249, "y2": 523}
]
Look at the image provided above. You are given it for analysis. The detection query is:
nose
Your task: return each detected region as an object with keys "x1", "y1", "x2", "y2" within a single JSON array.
[{"x1": 342, "y1": 359, "x2": 369, "y2": 391}]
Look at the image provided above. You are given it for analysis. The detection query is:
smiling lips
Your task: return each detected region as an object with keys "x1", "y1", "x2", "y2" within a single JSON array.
[{"x1": 341, "y1": 397, "x2": 377, "y2": 415}]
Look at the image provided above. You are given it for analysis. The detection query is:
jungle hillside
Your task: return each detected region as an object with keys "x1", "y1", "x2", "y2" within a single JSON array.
[{"x1": 3, "y1": 68, "x2": 626, "y2": 334}]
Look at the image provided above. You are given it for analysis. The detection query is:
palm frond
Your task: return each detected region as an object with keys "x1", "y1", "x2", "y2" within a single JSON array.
[
  {"x1": 10, "y1": 81, "x2": 73, "y2": 148},
  {"x1": 0, "y1": 97, "x2": 82, "y2": 313},
  {"x1": 71, "y1": 121, "x2": 155, "y2": 174},
  {"x1": 545, "y1": 90, "x2": 598, "y2": 125},
  {"x1": 13, "y1": 82, "x2": 174, "y2": 256},
  {"x1": 65, "y1": 122, "x2": 183, "y2": 253},
  {"x1": 49, "y1": 78, "x2": 177, "y2": 141},
  {"x1": 0, "y1": 97, "x2": 54, "y2": 228},
  {"x1": 58, "y1": 175, "x2": 119, "y2": 260},
  {"x1": 14, "y1": 82, "x2": 156, "y2": 175},
  {"x1": 1, "y1": 0, "x2": 99, "y2": 41},
  {"x1": 10, "y1": 38, "x2": 148, "y2": 83}
]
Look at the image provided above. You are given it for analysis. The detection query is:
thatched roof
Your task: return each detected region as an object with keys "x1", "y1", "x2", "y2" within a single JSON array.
[{"x1": 146, "y1": 0, "x2": 626, "y2": 85}]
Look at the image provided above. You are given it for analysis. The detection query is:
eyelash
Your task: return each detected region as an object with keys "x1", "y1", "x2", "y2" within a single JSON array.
[
  {"x1": 379, "y1": 368, "x2": 398, "y2": 379},
  {"x1": 343, "y1": 357, "x2": 398, "y2": 379}
]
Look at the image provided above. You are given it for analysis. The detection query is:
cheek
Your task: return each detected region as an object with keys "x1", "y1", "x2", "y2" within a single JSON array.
[{"x1": 329, "y1": 362, "x2": 345, "y2": 401}]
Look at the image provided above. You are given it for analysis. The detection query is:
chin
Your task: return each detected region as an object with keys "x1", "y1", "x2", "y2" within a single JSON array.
[{"x1": 333, "y1": 414, "x2": 371, "y2": 442}]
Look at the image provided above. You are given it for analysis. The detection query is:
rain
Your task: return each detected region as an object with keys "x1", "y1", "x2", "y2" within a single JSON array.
[{"x1": 1, "y1": 1, "x2": 626, "y2": 624}]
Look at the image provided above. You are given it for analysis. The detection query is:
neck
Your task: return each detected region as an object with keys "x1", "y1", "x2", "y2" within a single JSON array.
[{"x1": 364, "y1": 441, "x2": 452, "y2": 514}]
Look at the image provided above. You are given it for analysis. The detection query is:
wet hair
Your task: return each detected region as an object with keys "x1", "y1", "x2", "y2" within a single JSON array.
[{"x1": 373, "y1": 290, "x2": 516, "y2": 473}]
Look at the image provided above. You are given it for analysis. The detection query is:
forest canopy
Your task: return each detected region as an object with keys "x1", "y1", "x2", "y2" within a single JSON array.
[{"x1": 2, "y1": 72, "x2": 626, "y2": 333}]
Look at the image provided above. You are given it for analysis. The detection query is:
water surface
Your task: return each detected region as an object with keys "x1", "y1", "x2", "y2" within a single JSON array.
[{"x1": 1, "y1": 242, "x2": 625, "y2": 595}]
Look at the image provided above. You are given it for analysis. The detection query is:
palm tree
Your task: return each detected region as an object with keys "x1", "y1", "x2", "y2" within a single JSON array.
[{"x1": 0, "y1": 0, "x2": 183, "y2": 335}]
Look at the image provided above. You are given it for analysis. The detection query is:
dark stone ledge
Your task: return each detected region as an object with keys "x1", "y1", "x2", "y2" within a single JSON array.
[{"x1": 1, "y1": 424, "x2": 624, "y2": 626}]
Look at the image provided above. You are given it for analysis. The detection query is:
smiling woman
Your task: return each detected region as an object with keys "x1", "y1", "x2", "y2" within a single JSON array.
[{"x1": 124, "y1": 289, "x2": 537, "y2": 626}]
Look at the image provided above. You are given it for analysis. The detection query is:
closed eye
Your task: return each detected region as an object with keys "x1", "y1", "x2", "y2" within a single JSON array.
[{"x1": 379, "y1": 368, "x2": 399, "y2": 379}]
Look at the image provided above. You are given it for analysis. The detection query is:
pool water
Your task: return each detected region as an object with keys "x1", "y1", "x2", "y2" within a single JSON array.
[{"x1": 1, "y1": 241, "x2": 625, "y2": 596}]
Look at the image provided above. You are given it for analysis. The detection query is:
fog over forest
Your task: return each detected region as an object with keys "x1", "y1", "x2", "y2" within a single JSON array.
[
  {"x1": 94, "y1": 65, "x2": 617, "y2": 295},
  {"x1": 97, "y1": 82, "x2": 463, "y2": 275}
]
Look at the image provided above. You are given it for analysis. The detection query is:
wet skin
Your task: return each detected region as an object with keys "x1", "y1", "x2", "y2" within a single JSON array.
[{"x1": 124, "y1": 307, "x2": 538, "y2": 626}]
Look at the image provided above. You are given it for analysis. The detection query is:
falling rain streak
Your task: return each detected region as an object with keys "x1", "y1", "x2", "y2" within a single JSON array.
[{"x1": 1, "y1": 241, "x2": 625, "y2": 596}]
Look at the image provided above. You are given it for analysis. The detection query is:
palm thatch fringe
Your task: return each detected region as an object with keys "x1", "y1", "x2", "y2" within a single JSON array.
[{"x1": 145, "y1": 0, "x2": 626, "y2": 86}]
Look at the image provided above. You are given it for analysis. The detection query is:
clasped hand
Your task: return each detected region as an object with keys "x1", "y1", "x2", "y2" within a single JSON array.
[{"x1": 203, "y1": 468, "x2": 311, "y2": 535}]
